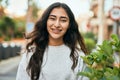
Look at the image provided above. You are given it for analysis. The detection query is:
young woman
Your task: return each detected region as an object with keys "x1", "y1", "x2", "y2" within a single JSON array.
[{"x1": 16, "y1": 2, "x2": 88, "y2": 80}]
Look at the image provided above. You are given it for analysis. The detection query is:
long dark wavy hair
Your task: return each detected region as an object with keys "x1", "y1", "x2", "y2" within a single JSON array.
[{"x1": 25, "y1": 2, "x2": 88, "y2": 80}]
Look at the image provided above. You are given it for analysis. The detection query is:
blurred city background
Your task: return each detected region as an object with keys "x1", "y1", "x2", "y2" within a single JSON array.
[{"x1": 0, "y1": 0, "x2": 120, "y2": 80}]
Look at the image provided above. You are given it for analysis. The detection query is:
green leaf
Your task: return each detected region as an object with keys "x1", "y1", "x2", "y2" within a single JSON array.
[
  {"x1": 111, "y1": 34, "x2": 119, "y2": 44},
  {"x1": 100, "y1": 41, "x2": 113, "y2": 55}
]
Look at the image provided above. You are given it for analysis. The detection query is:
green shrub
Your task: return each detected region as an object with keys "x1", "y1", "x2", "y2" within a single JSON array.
[
  {"x1": 0, "y1": 16, "x2": 25, "y2": 40},
  {"x1": 84, "y1": 32, "x2": 95, "y2": 39},
  {"x1": 84, "y1": 38, "x2": 96, "y2": 53},
  {"x1": 0, "y1": 31, "x2": 2, "y2": 37},
  {"x1": 4, "y1": 36, "x2": 10, "y2": 41},
  {"x1": 78, "y1": 34, "x2": 120, "y2": 80}
]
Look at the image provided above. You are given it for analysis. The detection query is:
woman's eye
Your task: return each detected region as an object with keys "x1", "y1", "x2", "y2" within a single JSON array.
[
  {"x1": 61, "y1": 20, "x2": 67, "y2": 22},
  {"x1": 49, "y1": 17, "x2": 55, "y2": 20}
]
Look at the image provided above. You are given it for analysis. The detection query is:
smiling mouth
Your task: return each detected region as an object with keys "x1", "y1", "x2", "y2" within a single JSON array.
[{"x1": 51, "y1": 29, "x2": 62, "y2": 34}]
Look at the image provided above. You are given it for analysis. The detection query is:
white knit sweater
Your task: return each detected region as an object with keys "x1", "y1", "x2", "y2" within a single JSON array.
[{"x1": 16, "y1": 44, "x2": 89, "y2": 80}]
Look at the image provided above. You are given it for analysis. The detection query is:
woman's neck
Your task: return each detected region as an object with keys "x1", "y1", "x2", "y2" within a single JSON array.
[{"x1": 49, "y1": 38, "x2": 64, "y2": 46}]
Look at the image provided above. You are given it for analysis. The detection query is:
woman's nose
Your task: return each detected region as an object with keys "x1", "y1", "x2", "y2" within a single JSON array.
[{"x1": 54, "y1": 20, "x2": 60, "y2": 27}]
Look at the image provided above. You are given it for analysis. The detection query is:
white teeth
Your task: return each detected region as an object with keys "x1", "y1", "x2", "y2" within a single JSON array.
[{"x1": 52, "y1": 29, "x2": 61, "y2": 33}]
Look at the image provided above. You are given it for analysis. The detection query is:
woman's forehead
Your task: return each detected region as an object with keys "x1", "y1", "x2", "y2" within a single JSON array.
[{"x1": 49, "y1": 7, "x2": 69, "y2": 18}]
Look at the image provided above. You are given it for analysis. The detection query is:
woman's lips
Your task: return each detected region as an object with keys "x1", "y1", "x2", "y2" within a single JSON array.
[{"x1": 51, "y1": 29, "x2": 62, "y2": 34}]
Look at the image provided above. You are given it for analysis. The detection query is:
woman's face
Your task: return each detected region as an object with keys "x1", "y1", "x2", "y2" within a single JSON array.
[{"x1": 47, "y1": 7, "x2": 69, "y2": 42}]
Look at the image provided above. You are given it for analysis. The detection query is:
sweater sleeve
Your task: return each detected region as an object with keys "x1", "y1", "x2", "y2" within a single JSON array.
[
  {"x1": 16, "y1": 52, "x2": 32, "y2": 80},
  {"x1": 75, "y1": 51, "x2": 89, "y2": 80}
]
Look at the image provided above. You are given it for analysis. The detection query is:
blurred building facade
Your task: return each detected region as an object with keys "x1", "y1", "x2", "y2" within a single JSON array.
[{"x1": 87, "y1": 0, "x2": 120, "y2": 41}]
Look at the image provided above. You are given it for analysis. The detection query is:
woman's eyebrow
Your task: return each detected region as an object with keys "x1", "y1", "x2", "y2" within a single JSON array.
[
  {"x1": 49, "y1": 14, "x2": 69, "y2": 19},
  {"x1": 49, "y1": 15, "x2": 56, "y2": 17},
  {"x1": 60, "y1": 16, "x2": 68, "y2": 19}
]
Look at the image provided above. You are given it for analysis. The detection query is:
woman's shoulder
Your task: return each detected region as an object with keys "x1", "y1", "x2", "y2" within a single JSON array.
[
  {"x1": 21, "y1": 45, "x2": 35, "y2": 57},
  {"x1": 19, "y1": 46, "x2": 35, "y2": 66},
  {"x1": 20, "y1": 51, "x2": 33, "y2": 65},
  {"x1": 76, "y1": 49, "x2": 85, "y2": 57}
]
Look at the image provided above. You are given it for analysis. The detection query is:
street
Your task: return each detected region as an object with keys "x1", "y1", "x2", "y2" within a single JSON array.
[
  {"x1": 0, "y1": 66, "x2": 18, "y2": 80},
  {"x1": 0, "y1": 56, "x2": 21, "y2": 80}
]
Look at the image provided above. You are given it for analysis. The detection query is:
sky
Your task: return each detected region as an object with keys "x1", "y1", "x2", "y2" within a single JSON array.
[
  {"x1": 39, "y1": 0, "x2": 90, "y2": 17},
  {"x1": 5, "y1": 0, "x2": 28, "y2": 16},
  {"x1": 5, "y1": 0, "x2": 91, "y2": 18},
  {"x1": 4, "y1": 0, "x2": 113, "y2": 18}
]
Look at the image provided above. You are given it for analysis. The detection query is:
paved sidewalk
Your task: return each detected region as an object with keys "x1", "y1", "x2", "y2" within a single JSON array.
[
  {"x1": 0, "y1": 66, "x2": 18, "y2": 80},
  {"x1": 0, "y1": 56, "x2": 21, "y2": 74}
]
